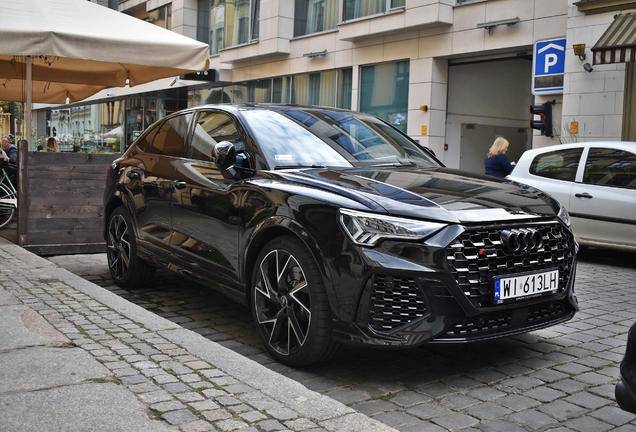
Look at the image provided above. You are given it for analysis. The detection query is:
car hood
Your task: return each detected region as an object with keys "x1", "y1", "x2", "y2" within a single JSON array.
[{"x1": 273, "y1": 166, "x2": 558, "y2": 224}]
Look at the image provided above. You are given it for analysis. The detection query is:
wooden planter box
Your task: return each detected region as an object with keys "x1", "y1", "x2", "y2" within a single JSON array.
[{"x1": 17, "y1": 149, "x2": 119, "y2": 256}]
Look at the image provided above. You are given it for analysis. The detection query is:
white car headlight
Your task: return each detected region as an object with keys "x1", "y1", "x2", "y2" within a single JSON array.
[
  {"x1": 557, "y1": 203, "x2": 571, "y2": 227},
  {"x1": 339, "y1": 209, "x2": 446, "y2": 247}
]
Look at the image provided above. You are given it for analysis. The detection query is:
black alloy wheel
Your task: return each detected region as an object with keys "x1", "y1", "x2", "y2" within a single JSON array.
[
  {"x1": 251, "y1": 236, "x2": 341, "y2": 367},
  {"x1": 106, "y1": 207, "x2": 155, "y2": 288}
]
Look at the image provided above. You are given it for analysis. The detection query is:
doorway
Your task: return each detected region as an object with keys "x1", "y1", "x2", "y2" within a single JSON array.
[{"x1": 459, "y1": 124, "x2": 529, "y2": 174}]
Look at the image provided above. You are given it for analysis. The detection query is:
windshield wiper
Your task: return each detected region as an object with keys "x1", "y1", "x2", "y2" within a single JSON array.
[
  {"x1": 366, "y1": 160, "x2": 416, "y2": 167},
  {"x1": 273, "y1": 164, "x2": 327, "y2": 170}
]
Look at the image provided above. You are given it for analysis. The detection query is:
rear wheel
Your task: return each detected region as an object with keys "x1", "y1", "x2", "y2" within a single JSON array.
[
  {"x1": 251, "y1": 236, "x2": 341, "y2": 367},
  {"x1": 0, "y1": 184, "x2": 16, "y2": 229},
  {"x1": 106, "y1": 207, "x2": 155, "y2": 287}
]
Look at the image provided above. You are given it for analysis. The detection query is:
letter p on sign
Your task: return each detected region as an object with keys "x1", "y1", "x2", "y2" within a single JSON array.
[{"x1": 544, "y1": 53, "x2": 558, "y2": 73}]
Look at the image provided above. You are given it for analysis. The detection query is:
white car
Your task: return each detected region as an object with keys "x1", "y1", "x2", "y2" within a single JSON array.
[{"x1": 508, "y1": 141, "x2": 636, "y2": 252}]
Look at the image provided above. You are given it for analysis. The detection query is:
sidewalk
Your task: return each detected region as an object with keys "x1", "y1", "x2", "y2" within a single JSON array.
[{"x1": 0, "y1": 236, "x2": 397, "y2": 432}]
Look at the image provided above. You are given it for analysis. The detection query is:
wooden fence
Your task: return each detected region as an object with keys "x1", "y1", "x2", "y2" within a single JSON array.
[{"x1": 17, "y1": 146, "x2": 118, "y2": 255}]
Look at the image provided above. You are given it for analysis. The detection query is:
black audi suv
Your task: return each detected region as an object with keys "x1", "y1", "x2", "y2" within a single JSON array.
[
  {"x1": 103, "y1": 104, "x2": 578, "y2": 367},
  {"x1": 616, "y1": 321, "x2": 636, "y2": 414}
]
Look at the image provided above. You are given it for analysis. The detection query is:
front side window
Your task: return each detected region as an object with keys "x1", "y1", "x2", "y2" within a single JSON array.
[
  {"x1": 191, "y1": 111, "x2": 246, "y2": 164},
  {"x1": 141, "y1": 114, "x2": 193, "y2": 158},
  {"x1": 583, "y1": 148, "x2": 636, "y2": 189},
  {"x1": 529, "y1": 148, "x2": 583, "y2": 181}
]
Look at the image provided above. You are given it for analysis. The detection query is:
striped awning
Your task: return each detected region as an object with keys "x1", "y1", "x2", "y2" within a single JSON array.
[{"x1": 592, "y1": 12, "x2": 636, "y2": 65}]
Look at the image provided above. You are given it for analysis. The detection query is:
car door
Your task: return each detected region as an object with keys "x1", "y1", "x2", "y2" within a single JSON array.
[
  {"x1": 123, "y1": 116, "x2": 189, "y2": 251},
  {"x1": 569, "y1": 146, "x2": 636, "y2": 249},
  {"x1": 168, "y1": 109, "x2": 248, "y2": 295},
  {"x1": 516, "y1": 147, "x2": 584, "y2": 209}
]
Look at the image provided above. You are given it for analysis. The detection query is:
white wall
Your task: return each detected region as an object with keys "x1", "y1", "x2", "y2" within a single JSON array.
[{"x1": 562, "y1": 1, "x2": 630, "y2": 143}]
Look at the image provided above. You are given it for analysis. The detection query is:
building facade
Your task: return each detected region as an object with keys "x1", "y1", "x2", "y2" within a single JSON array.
[{"x1": 38, "y1": 0, "x2": 636, "y2": 175}]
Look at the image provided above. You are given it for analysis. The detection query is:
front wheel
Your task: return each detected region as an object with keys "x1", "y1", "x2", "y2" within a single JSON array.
[
  {"x1": 251, "y1": 236, "x2": 341, "y2": 367},
  {"x1": 106, "y1": 207, "x2": 155, "y2": 288}
]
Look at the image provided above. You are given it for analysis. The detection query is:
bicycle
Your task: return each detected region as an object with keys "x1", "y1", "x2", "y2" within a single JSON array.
[{"x1": 0, "y1": 165, "x2": 17, "y2": 229}]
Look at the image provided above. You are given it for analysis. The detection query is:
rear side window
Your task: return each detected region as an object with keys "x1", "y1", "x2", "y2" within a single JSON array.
[
  {"x1": 138, "y1": 113, "x2": 193, "y2": 157},
  {"x1": 583, "y1": 147, "x2": 636, "y2": 189},
  {"x1": 529, "y1": 148, "x2": 582, "y2": 181}
]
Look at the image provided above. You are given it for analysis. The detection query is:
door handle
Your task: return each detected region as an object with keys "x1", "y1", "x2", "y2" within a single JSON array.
[
  {"x1": 127, "y1": 171, "x2": 140, "y2": 179},
  {"x1": 575, "y1": 192, "x2": 593, "y2": 199},
  {"x1": 173, "y1": 180, "x2": 187, "y2": 190}
]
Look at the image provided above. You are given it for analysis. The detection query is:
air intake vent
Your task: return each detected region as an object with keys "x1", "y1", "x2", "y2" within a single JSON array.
[{"x1": 369, "y1": 275, "x2": 426, "y2": 332}]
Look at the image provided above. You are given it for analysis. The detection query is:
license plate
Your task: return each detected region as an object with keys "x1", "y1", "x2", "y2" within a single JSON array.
[{"x1": 493, "y1": 270, "x2": 559, "y2": 303}]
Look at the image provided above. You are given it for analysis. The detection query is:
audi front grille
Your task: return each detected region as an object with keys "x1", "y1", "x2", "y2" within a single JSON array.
[{"x1": 445, "y1": 221, "x2": 575, "y2": 308}]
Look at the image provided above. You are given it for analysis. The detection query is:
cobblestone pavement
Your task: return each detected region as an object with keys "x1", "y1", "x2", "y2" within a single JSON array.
[
  {"x1": 2, "y1": 242, "x2": 391, "y2": 432},
  {"x1": 48, "y1": 248, "x2": 636, "y2": 431}
]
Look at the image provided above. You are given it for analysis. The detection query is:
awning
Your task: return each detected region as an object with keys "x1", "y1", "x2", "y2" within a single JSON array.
[{"x1": 592, "y1": 12, "x2": 636, "y2": 64}]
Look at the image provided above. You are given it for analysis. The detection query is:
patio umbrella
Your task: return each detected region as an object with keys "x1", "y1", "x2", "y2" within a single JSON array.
[{"x1": 0, "y1": 0, "x2": 210, "y2": 139}]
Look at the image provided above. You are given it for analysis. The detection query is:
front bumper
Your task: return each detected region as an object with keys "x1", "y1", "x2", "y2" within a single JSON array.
[{"x1": 332, "y1": 219, "x2": 579, "y2": 347}]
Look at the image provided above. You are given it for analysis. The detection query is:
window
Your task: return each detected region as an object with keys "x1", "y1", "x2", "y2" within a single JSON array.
[
  {"x1": 292, "y1": 71, "x2": 337, "y2": 106},
  {"x1": 529, "y1": 148, "x2": 583, "y2": 181},
  {"x1": 337, "y1": 68, "x2": 352, "y2": 109},
  {"x1": 583, "y1": 148, "x2": 636, "y2": 189},
  {"x1": 342, "y1": 0, "x2": 403, "y2": 21},
  {"x1": 294, "y1": 0, "x2": 338, "y2": 37},
  {"x1": 139, "y1": 114, "x2": 193, "y2": 157},
  {"x1": 198, "y1": 0, "x2": 260, "y2": 53},
  {"x1": 233, "y1": 80, "x2": 272, "y2": 103},
  {"x1": 225, "y1": 0, "x2": 260, "y2": 47},
  {"x1": 359, "y1": 61, "x2": 409, "y2": 132},
  {"x1": 148, "y1": 5, "x2": 172, "y2": 29}
]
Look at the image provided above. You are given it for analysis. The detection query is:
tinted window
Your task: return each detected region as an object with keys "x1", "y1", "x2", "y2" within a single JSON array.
[
  {"x1": 529, "y1": 148, "x2": 582, "y2": 181},
  {"x1": 583, "y1": 147, "x2": 636, "y2": 189},
  {"x1": 133, "y1": 124, "x2": 160, "y2": 154},
  {"x1": 141, "y1": 113, "x2": 192, "y2": 157},
  {"x1": 190, "y1": 111, "x2": 243, "y2": 162}
]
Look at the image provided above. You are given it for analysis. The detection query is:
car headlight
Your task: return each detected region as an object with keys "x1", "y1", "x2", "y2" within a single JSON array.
[
  {"x1": 557, "y1": 203, "x2": 571, "y2": 227},
  {"x1": 339, "y1": 209, "x2": 446, "y2": 247}
]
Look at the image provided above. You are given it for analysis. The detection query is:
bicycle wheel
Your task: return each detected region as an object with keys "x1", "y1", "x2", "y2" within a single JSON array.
[{"x1": 0, "y1": 183, "x2": 16, "y2": 229}]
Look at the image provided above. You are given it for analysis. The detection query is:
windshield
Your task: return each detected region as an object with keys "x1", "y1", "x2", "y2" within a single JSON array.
[{"x1": 242, "y1": 108, "x2": 440, "y2": 169}]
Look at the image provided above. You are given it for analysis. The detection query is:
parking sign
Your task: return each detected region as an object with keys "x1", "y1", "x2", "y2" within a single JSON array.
[{"x1": 532, "y1": 38, "x2": 566, "y2": 95}]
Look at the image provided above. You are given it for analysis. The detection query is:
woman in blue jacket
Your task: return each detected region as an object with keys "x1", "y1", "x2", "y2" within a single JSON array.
[{"x1": 484, "y1": 137, "x2": 515, "y2": 178}]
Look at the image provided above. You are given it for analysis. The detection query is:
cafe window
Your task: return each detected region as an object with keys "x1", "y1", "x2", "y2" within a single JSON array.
[{"x1": 189, "y1": 69, "x2": 351, "y2": 109}]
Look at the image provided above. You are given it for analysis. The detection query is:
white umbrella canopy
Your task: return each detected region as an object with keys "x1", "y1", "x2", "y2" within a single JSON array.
[{"x1": 0, "y1": 0, "x2": 210, "y2": 134}]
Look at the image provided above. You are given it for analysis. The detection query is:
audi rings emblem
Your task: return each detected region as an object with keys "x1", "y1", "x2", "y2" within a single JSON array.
[{"x1": 500, "y1": 228, "x2": 543, "y2": 253}]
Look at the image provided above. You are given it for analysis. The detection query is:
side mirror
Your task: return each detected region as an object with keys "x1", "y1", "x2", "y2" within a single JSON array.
[{"x1": 215, "y1": 141, "x2": 237, "y2": 180}]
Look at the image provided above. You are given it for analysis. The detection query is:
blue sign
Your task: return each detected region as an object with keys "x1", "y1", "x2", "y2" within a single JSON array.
[{"x1": 532, "y1": 38, "x2": 566, "y2": 95}]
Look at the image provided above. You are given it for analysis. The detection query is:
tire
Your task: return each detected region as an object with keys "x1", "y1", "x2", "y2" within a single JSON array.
[
  {"x1": 251, "y1": 236, "x2": 341, "y2": 367},
  {"x1": 106, "y1": 207, "x2": 156, "y2": 288},
  {"x1": 0, "y1": 184, "x2": 16, "y2": 229}
]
